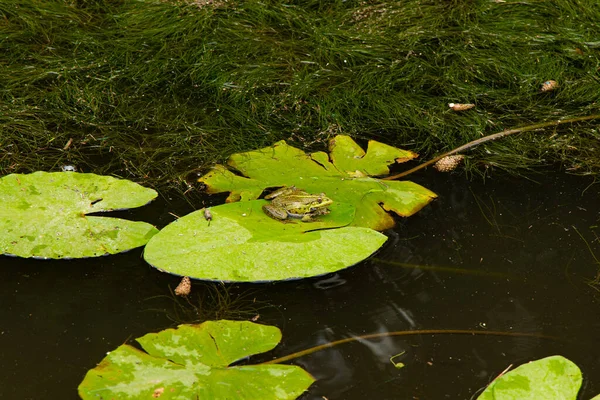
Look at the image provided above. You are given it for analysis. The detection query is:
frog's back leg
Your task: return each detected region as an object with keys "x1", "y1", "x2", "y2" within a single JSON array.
[
  {"x1": 262, "y1": 204, "x2": 289, "y2": 220},
  {"x1": 264, "y1": 186, "x2": 297, "y2": 200}
]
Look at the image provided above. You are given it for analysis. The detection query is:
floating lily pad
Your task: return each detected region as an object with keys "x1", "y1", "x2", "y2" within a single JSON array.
[
  {"x1": 78, "y1": 320, "x2": 315, "y2": 400},
  {"x1": 198, "y1": 135, "x2": 436, "y2": 231},
  {"x1": 477, "y1": 355, "x2": 582, "y2": 400},
  {"x1": 143, "y1": 200, "x2": 387, "y2": 281},
  {"x1": 0, "y1": 172, "x2": 158, "y2": 259}
]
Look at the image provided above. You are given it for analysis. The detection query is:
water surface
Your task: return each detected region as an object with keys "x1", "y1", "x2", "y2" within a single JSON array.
[{"x1": 1, "y1": 171, "x2": 599, "y2": 399}]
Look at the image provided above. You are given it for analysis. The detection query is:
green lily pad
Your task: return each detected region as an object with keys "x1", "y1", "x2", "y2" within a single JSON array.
[
  {"x1": 476, "y1": 355, "x2": 582, "y2": 400},
  {"x1": 0, "y1": 171, "x2": 158, "y2": 259},
  {"x1": 78, "y1": 320, "x2": 315, "y2": 400},
  {"x1": 143, "y1": 200, "x2": 387, "y2": 281},
  {"x1": 198, "y1": 135, "x2": 437, "y2": 231}
]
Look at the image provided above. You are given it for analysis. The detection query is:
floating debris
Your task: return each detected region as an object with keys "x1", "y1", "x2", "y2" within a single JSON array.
[
  {"x1": 174, "y1": 276, "x2": 192, "y2": 296},
  {"x1": 63, "y1": 138, "x2": 74, "y2": 150},
  {"x1": 448, "y1": 103, "x2": 475, "y2": 111},
  {"x1": 540, "y1": 80, "x2": 558, "y2": 92},
  {"x1": 204, "y1": 208, "x2": 213, "y2": 225},
  {"x1": 434, "y1": 155, "x2": 465, "y2": 172}
]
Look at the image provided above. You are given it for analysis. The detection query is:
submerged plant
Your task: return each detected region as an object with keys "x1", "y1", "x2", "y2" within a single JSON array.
[
  {"x1": 572, "y1": 226, "x2": 600, "y2": 289},
  {"x1": 151, "y1": 282, "x2": 271, "y2": 325}
]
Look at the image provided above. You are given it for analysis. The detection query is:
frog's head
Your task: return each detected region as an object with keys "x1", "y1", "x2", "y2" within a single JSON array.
[{"x1": 309, "y1": 194, "x2": 333, "y2": 210}]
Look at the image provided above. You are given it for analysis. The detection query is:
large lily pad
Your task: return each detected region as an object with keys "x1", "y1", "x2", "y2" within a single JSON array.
[
  {"x1": 0, "y1": 172, "x2": 158, "y2": 259},
  {"x1": 476, "y1": 355, "x2": 582, "y2": 400},
  {"x1": 144, "y1": 200, "x2": 387, "y2": 281},
  {"x1": 198, "y1": 135, "x2": 436, "y2": 231},
  {"x1": 78, "y1": 320, "x2": 315, "y2": 400}
]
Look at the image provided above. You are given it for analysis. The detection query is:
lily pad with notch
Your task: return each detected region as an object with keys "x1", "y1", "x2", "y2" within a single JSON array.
[
  {"x1": 477, "y1": 355, "x2": 585, "y2": 400},
  {"x1": 143, "y1": 200, "x2": 387, "y2": 281},
  {"x1": 0, "y1": 171, "x2": 158, "y2": 259},
  {"x1": 78, "y1": 320, "x2": 315, "y2": 400},
  {"x1": 198, "y1": 135, "x2": 437, "y2": 231}
]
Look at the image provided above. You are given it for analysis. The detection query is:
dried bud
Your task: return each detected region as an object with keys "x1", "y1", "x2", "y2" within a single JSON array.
[
  {"x1": 540, "y1": 80, "x2": 558, "y2": 92},
  {"x1": 434, "y1": 155, "x2": 465, "y2": 172},
  {"x1": 448, "y1": 103, "x2": 475, "y2": 111},
  {"x1": 174, "y1": 276, "x2": 191, "y2": 296}
]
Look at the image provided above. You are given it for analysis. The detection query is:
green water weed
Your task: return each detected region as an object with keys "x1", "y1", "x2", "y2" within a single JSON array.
[{"x1": 1, "y1": 0, "x2": 599, "y2": 191}]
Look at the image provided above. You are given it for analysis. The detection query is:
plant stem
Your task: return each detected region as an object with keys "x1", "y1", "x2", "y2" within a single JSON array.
[
  {"x1": 261, "y1": 329, "x2": 558, "y2": 365},
  {"x1": 383, "y1": 114, "x2": 600, "y2": 180}
]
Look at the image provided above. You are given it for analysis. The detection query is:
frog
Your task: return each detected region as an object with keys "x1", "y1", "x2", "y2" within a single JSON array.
[{"x1": 262, "y1": 186, "x2": 333, "y2": 222}]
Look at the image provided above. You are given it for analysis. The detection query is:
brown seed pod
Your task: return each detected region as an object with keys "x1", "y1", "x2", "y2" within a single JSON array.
[
  {"x1": 540, "y1": 80, "x2": 558, "y2": 92},
  {"x1": 434, "y1": 155, "x2": 465, "y2": 172},
  {"x1": 448, "y1": 103, "x2": 475, "y2": 111},
  {"x1": 174, "y1": 276, "x2": 192, "y2": 296}
]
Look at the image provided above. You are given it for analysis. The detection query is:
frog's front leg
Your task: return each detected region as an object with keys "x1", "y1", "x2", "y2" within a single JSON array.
[{"x1": 300, "y1": 214, "x2": 315, "y2": 222}]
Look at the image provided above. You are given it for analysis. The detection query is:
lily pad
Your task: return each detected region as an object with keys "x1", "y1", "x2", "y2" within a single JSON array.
[
  {"x1": 476, "y1": 355, "x2": 582, "y2": 400},
  {"x1": 143, "y1": 200, "x2": 387, "y2": 281},
  {"x1": 0, "y1": 171, "x2": 158, "y2": 259},
  {"x1": 78, "y1": 320, "x2": 315, "y2": 400},
  {"x1": 198, "y1": 135, "x2": 437, "y2": 231}
]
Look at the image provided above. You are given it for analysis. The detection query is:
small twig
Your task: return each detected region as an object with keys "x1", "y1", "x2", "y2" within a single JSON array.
[
  {"x1": 63, "y1": 137, "x2": 74, "y2": 150},
  {"x1": 383, "y1": 114, "x2": 600, "y2": 180},
  {"x1": 492, "y1": 363, "x2": 514, "y2": 382}
]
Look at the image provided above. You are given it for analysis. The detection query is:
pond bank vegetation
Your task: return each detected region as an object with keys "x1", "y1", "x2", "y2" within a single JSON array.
[{"x1": 2, "y1": 0, "x2": 599, "y2": 193}]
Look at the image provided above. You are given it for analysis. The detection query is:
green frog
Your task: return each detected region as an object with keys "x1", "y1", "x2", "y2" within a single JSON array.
[{"x1": 262, "y1": 186, "x2": 333, "y2": 222}]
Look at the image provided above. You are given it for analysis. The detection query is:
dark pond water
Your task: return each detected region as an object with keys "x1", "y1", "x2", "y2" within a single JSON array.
[{"x1": 1, "y1": 171, "x2": 599, "y2": 399}]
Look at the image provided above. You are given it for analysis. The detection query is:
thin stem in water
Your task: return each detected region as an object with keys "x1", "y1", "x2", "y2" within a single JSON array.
[
  {"x1": 261, "y1": 329, "x2": 558, "y2": 365},
  {"x1": 383, "y1": 114, "x2": 600, "y2": 180}
]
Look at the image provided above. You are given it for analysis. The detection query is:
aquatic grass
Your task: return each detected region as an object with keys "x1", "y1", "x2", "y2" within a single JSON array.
[
  {"x1": 572, "y1": 225, "x2": 600, "y2": 289},
  {"x1": 1, "y1": 0, "x2": 599, "y2": 191},
  {"x1": 146, "y1": 282, "x2": 271, "y2": 325}
]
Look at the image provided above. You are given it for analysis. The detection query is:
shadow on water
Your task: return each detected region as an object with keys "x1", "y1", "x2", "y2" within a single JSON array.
[{"x1": 1, "y1": 171, "x2": 599, "y2": 399}]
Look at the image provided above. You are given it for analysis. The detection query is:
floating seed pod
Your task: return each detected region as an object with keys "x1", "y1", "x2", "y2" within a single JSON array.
[
  {"x1": 175, "y1": 276, "x2": 192, "y2": 296},
  {"x1": 540, "y1": 80, "x2": 558, "y2": 92},
  {"x1": 434, "y1": 155, "x2": 465, "y2": 172},
  {"x1": 60, "y1": 165, "x2": 77, "y2": 172},
  {"x1": 448, "y1": 103, "x2": 475, "y2": 111}
]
